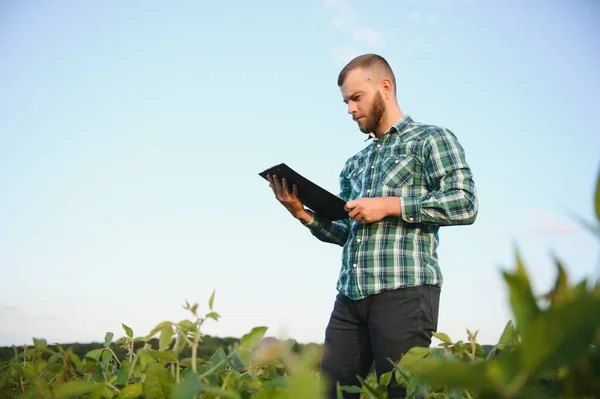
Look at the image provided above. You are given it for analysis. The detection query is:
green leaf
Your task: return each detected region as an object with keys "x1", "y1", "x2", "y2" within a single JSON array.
[
  {"x1": 339, "y1": 385, "x2": 363, "y2": 393},
  {"x1": 209, "y1": 289, "x2": 215, "y2": 311},
  {"x1": 502, "y1": 250, "x2": 540, "y2": 335},
  {"x1": 147, "y1": 349, "x2": 179, "y2": 363},
  {"x1": 205, "y1": 311, "x2": 220, "y2": 321},
  {"x1": 543, "y1": 257, "x2": 570, "y2": 309},
  {"x1": 521, "y1": 294, "x2": 600, "y2": 373},
  {"x1": 101, "y1": 349, "x2": 113, "y2": 369},
  {"x1": 53, "y1": 381, "x2": 101, "y2": 398},
  {"x1": 594, "y1": 163, "x2": 600, "y2": 222},
  {"x1": 104, "y1": 332, "x2": 114, "y2": 348},
  {"x1": 33, "y1": 338, "x2": 47, "y2": 350},
  {"x1": 159, "y1": 326, "x2": 174, "y2": 351},
  {"x1": 403, "y1": 358, "x2": 494, "y2": 393},
  {"x1": 177, "y1": 320, "x2": 196, "y2": 333},
  {"x1": 238, "y1": 326, "x2": 268, "y2": 365},
  {"x1": 122, "y1": 323, "x2": 134, "y2": 338},
  {"x1": 356, "y1": 375, "x2": 383, "y2": 398},
  {"x1": 398, "y1": 346, "x2": 432, "y2": 368},
  {"x1": 118, "y1": 383, "x2": 143, "y2": 399},
  {"x1": 207, "y1": 347, "x2": 229, "y2": 372},
  {"x1": 286, "y1": 368, "x2": 325, "y2": 399},
  {"x1": 200, "y1": 385, "x2": 241, "y2": 399},
  {"x1": 145, "y1": 321, "x2": 173, "y2": 341},
  {"x1": 143, "y1": 362, "x2": 175, "y2": 399},
  {"x1": 171, "y1": 372, "x2": 203, "y2": 399},
  {"x1": 240, "y1": 326, "x2": 268, "y2": 350},
  {"x1": 497, "y1": 320, "x2": 519, "y2": 346},
  {"x1": 432, "y1": 332, "x2": 453, "y2": 345},
  {"x1": 180, "y1": 357, "x2": 204, "y2": 368},
  {"x1": 85, "y1": 348, "x2": 103, "y2": 361},
  {"x1": 379, "y1": 370, "x2": 393, "y2": 387}
]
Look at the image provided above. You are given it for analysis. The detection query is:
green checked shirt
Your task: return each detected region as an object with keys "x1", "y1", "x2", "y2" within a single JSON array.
[{"x1": 304, "y1": 115, "x2": 478, "y2": 300}]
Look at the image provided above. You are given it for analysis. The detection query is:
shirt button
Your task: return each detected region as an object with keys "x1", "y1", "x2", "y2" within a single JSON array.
[
  {"x1": 352, "y1": 263, "x2": 357, "y2": 268},
  {"x1": 367, "y1": 189, "x2": 371, "y2": 193},
  {"x1": 377, "y1": 144, "x2": 381, "y2": 148},
  {"x1": 395, "y1": 160, "x2": 399, "y2": 164},
  {"x1": 371, "y1": 165, "x2": 374, "y2": 169},
  {"x1": 409, "y1": 217, "x2": 414, "y2": 221},
  {"x1": 356, "y1": 238, "x2": 361, "y2": 242}
]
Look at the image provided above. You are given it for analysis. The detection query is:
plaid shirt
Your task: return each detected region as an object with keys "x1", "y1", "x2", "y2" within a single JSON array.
[{"x1": 304, "y1": 115, "x2": 478, "y2": 300}]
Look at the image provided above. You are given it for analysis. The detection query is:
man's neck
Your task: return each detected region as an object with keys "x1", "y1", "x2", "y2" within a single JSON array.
[{"x1": 374, "y1": 108, "x2": 404, "y2": 138}]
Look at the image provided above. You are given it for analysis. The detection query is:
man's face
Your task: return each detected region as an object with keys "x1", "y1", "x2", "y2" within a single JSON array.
[{"x1": 340, "y1": 68, "x2": 386, "y2": 134}]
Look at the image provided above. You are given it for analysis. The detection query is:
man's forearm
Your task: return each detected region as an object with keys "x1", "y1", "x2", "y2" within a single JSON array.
[{"x1": 294, "y1": 209, "x2": 314, "y2": 224}]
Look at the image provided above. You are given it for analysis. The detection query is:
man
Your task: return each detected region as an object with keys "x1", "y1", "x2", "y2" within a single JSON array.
[{"x1": 267, "y1": 53, "x2": 478, "y2": 398}]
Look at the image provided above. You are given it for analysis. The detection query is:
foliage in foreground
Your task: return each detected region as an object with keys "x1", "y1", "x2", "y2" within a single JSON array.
[{"x1": 1, "y1": 169, "x2": 599, "y2": 398}]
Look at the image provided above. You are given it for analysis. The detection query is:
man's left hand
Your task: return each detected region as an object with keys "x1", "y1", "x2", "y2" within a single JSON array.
[{"x1": 345, "y1": 197, "x2": 400, "y2": 223}]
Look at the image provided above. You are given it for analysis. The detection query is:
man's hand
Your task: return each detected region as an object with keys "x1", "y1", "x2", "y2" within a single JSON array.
[
  {"x1": 267, "y1": 174, "x2": 313, "y2": 223},
  {"x1": 345, "y1": 197, "x2": 401, "y2": 223}
]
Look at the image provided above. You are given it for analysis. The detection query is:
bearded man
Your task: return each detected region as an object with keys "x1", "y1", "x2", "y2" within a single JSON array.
[{"x1": 267, "y1": 53, "x2": 478, "y2": 398}]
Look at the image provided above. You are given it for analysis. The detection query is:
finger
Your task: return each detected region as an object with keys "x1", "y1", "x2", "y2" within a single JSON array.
[
  {"x1": 267, "y1": 175, "x2": 281, "y2": 198},
  {"x1": 345, "y1": 200, "x2": 356, "y2": 211},
  {"x1": 349, "y1": 209, "x2": 360, "y2": 219},
  {"x1": 282, "y1": 178, "x2": 290, "y2": 196},
  {"x1": 272, "y1": 175, "x2": 283, "y2": 198},
  {"x1": 292, "y1": 184, "x2": 299, "y2": 198}
]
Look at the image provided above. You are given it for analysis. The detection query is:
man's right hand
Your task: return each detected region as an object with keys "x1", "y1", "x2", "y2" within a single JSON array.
[{"x1": 267, "y1": 174, "x2": 313, "y2": 224}]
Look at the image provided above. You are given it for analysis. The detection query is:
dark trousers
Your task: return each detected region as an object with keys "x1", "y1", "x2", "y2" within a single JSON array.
[{"x1": 319, "y1": 285, "x2": 441, "y2": 399}]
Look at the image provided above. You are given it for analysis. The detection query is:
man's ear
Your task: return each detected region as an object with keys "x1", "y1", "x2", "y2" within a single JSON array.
[{"x1": 381, "y1": 78, "x2": 393, "y2": 99}]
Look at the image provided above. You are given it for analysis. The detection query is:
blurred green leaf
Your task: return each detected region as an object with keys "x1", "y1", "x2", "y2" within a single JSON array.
[
  {"x1": 240, "y1": 326, "x2": 268, "y2": 351},
  {"x1": 206, "y1": 312, "x2": 221, "y2": 321},
  {"x1": 33, "y1": 338, "x2": 47, "y2": 350},
  {"x1": 521, "y1": 294, "x2": 600, "y2": 373},
  {"x1": 122, "y1": 323, "x2": 134, "y2": 338},
  {"x1": 145, "y1": 322, "x2": 173, "y2": 341},
  {"x1": 356, "y1": 375, "x2": 383, "y2": 398},
  {"x1": 398, "y1": 346, "x2": 432, "y2": 368},
  {"x1": 209, "y1": 289, "x2": 215, "y2": 311},
  {"x1": 53, "y1": 381, "x2": 100, "y2": 398},
  {"x1": 543, "y1": 258, "x2": 570, "y2": 309},
  {"x1": 497, "y1": 320, "x2": 519, "y2": 346},
  {"x1": 177, "y1": 320, "x2": 196, "y2": 333},
  {"x1": 118, "y1": 383, "x2": 143, "y2": 399},
  {"x1": 286, "y1": 368, "x2": 325, "y2": 399},
  {"x1": 104, "y1": 332, "x2": 114, "y2": 348},
  {"x1": 339, "y1": 385, "x2": 363, "y2": 393},
  {"x1": 143, "y1": 362, "x2": 175, "y2": 399},
  {"x1": 84, "y1": 349, "x2": 103, "y2": 361},
  {"x1": 502, "y1": 250, "x2": 540, "y2": 335},
  {"x1": 404, "y1": 358, "x2": 495, "y2": 393},
  {"x1": 159, "y1": 326, "x2": 174, "y2": 351},
  {"x1": 208, "y1": 347, "x2": 229, "y2": 372},
  {"x1": 432, "y1": 332, "x2": 453, "y2": 345},
  {"x1": 180, "y1": 357, "x2": 204, "y2": 368},
  {"x1": 201, "y1": 385, "x2": 241, "y2": 399},
  {"x1": 101, "y1": 349, "x2": 112, "y2": 370},
  {"x1": 148, "y1": 349, "x2": 179, "y2": 363},
  {"x1": 171, "y1": 372, "x2": 203, "y2": 399},
  {"x1": 379, "y1": 370, "x2": 393, "y2": 387},
  {"x1": 238, "y1": 326, "x2": 268, "y2": 365}
]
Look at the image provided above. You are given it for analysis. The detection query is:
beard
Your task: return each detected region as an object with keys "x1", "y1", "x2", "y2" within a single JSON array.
[{"x1": 357, "y1": 91, "x2": 386, "y2": 134}]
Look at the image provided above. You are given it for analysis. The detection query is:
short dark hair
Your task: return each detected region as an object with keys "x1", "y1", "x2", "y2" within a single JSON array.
[{"x1": 337, "y1": 53, "x2": 396, "y2": 95}]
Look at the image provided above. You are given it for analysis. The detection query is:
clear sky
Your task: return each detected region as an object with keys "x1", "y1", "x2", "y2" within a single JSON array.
[{"x1": 1, "y1": 0, "x2": 599, "y2": 348}]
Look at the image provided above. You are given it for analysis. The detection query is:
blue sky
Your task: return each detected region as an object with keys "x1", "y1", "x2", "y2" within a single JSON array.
[{"x1": 1, "y1": 0, "x2": 599, "y2": 348}]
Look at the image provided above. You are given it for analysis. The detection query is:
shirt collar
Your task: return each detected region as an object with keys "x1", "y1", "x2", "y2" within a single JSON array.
[{"x1": 364, "y1": 115, "x2": 414, "y2": 142}]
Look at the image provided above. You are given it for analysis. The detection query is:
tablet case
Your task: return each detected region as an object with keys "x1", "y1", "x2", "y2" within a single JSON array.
[{"x1": 259, "y1": 163, "x2": 348, "y2": 221}]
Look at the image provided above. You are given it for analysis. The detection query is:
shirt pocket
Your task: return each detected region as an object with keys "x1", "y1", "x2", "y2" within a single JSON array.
[
  {"x1": 346, "y1": 163, "x2": 367, "y2": 197},
  {"x1": 381, "y1": 154, "x2": 415, "y2": 189}
]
